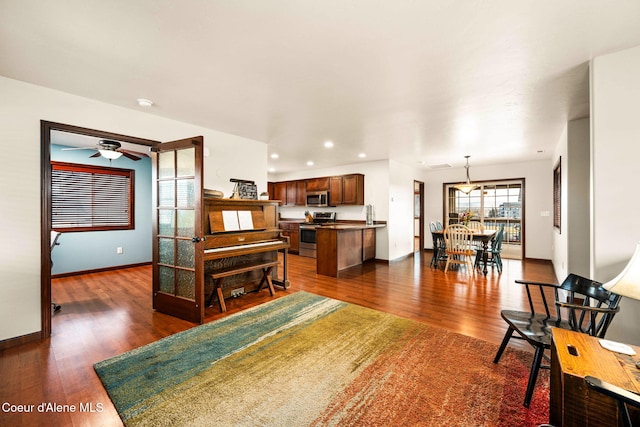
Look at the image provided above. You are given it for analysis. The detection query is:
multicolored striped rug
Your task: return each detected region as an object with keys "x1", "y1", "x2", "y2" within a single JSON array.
[{"x1": 94, "y1": 292, "x2": 549, "y2": 426}]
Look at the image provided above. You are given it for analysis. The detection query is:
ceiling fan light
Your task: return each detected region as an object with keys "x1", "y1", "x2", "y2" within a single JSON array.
[{"x1": 99, "y1": 149, "x2": 123, "y2": 160}]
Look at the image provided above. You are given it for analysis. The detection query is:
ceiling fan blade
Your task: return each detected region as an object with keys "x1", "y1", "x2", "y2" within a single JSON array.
[
  {"x1": 61, "y1": 147, "x2": 98, "y2": 151},
  {"x1": 120, "y1": 151, "x2": 141, "y2": 161},
  {"x1": 120, "y1": 149, "x2": 149, "y2": 158},
  {"x1": 89, "y1": 152, "x2": 102, "y2": 158}
]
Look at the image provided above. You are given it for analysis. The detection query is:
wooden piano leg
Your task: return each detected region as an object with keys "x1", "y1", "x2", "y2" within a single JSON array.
[
  {"x1": 215, "y1": 278, "x2": 227, "y2": 312},
  {"x1": 257, "y1": 267, "x2": 276, "y2": 296},
  {"x1": 273, "y1": 249, "x2": 290, "y2": 290}
]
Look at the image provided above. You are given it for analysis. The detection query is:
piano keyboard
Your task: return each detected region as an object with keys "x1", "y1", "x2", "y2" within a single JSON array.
[{"x1": 204, "y1": 240, "x2": 283, "y2": 253}]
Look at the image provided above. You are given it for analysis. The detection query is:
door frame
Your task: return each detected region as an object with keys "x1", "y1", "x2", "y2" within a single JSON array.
[
  {"x1": 414, "y1": 180, "x2": 424, "y2": 252},
  {"x1": 40, "y1": 121, "x2": 159, "y2": 338}
]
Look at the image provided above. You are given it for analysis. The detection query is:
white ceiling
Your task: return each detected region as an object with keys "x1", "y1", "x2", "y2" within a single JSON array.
[{"x1": 2, "y1": 1, "x2": 640, "y2": 173}]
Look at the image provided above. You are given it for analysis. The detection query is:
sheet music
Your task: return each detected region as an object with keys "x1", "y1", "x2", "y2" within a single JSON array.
[
  {"x1": 237, "y1": 210, "x2": 254, "y2": 230},
  {"x1": 222, "y1": 210, "x2": 240, "y2": 231}
]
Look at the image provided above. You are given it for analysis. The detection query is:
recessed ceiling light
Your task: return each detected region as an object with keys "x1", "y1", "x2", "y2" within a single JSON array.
[
  {"x1": 268, "y1": 167, "x2": 275, "y2": 172},
  {"x1": 324, "y1": 141, "x2": 334, "y2": 148},
  {"x1": 306, "y1": 161, "x2": 314, "y2": 166},
  {"x1": 137, "y1": 98, "x2": 154, "y2": 107},
  {"x1": 270, "y1": 153, "x2": 279, "y2": 159},
  {"x1": 358, "y1": 153, "x2": 366, "y2": 158}
]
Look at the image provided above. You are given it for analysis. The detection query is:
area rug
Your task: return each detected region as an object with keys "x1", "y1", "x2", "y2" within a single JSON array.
[{"x1": 94, "y1": 292, "x2": 549, "y2": 426}]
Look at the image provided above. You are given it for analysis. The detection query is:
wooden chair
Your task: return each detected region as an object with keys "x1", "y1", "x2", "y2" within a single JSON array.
[
  {"x1": 429, "y1": 222, "x2": 446, "y2": 268},
  {"x1": 476, "y1": 224, "x2": 504, "y2": 273},
  {"x1": 493, "y1": 274, "x2": 621, "y2": 407},
  {"x1": 443, "y1": 224, "x2": 475, "y2": 274}
]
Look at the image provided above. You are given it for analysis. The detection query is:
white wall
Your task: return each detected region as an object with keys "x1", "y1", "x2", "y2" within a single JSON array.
[
  {"x1": 591, "y1": 45, "x2": 640, "y2": 345},
  {"x1": 423, "y1": 159, "x2": 553, "y2": 260},
  {"x1": 551, "y1": 118, "x2": 591, "y2": 280},
  {"x1": 0, "y1": 76, "x2": 267, "y2": 342},
  {"x1": 388, "y1": 159, "x2": 419, "y2": 260}
]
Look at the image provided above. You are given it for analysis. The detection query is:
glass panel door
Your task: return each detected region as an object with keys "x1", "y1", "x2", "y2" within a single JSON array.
[
  {"x1": 152, "y1": 137, "x2": 204, "y2": 323},
  {"x1": 445, "y1": 180, "x2": 523, "y2": 259}
]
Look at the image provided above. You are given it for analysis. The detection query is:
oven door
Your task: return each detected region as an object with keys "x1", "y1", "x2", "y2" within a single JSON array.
[{"x1": 299, "y1": 226, "x2": 317, "y2": 257}]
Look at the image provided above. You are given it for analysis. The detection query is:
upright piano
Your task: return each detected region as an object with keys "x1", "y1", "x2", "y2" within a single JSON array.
[{"x1": 203, "y1": 197, "x2": 289, "y2": 311}]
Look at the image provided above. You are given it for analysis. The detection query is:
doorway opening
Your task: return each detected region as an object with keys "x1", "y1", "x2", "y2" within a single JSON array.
[{"x1": 41, "y1": 121, "x2": 159, "y2": 338}]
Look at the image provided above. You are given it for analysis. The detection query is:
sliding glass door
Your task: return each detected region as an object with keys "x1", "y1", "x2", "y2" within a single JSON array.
[{"x1": 445, "y1": 180, "x2": 523, "y2": 259}]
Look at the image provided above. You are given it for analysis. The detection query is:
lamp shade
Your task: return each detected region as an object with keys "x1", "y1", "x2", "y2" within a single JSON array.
[{"x1": 602, "y1": 242, "x2": 640, "y2": 300}]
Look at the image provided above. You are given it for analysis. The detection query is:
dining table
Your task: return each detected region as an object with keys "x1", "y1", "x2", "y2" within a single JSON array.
[{"x1": 432, "y1": 228, "x2": 497, "y2": 276}]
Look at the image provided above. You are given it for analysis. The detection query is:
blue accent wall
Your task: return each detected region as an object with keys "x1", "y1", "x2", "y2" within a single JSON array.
[{"x1": 50, "y1": 144, "x2": 152, "y2": 274}]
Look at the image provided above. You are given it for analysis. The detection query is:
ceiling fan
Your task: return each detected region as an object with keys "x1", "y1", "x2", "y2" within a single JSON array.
[{"x1": 61, "y1": 140, "x2": 149, "y2": 161}]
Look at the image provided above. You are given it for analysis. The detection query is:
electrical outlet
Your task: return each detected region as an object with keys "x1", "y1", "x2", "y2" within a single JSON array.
[{"x1": 117, "y1": 247, "x2": 123, "y2": 254}]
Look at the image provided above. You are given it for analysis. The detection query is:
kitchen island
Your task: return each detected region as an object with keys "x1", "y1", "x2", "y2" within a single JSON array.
[{"x1": 316, "y1": 223, "x2": 385, "y2": 277}]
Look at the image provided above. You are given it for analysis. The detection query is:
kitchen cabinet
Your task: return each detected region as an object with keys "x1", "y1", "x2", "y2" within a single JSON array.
[
  {"x1": 295, "y1": 180, "x2": 306, "y2": 205},
  {"x1": 278, "y1": 221, "x2": 300, "y2": 254},
  {"x1": 363, "y1": 228, "x2": 376, "y2": 261},
  {"x1": 306, "y1": 177, "x2": 329, "y2": 192},
  {"x1": 271, "y1": 173, "x2": 364, "y2": 206},
  {"x1": 329, "y1": 174, "x2": 364, "y2": 206},
  {"x1": 329, "y1": 176, "x2": 343, "y2": 206},
  {"x1": 286, "y1": 181, "x2": 297, "y2": 205},
  {"x1": 316, "y1": 224, "x2": 383, "y2": 277},
  {"x1": 273, "y1": 182, "x2": 287, "y2": 205}
]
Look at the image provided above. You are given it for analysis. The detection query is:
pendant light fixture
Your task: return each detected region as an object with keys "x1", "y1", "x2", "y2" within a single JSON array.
[{"x1": 454, "y1": 155, "x2": 478, "y2": 194}]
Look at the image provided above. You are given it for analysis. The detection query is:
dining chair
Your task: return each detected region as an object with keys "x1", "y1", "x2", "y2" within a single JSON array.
[
  {"x1": 493, "y1": 273, "x2": 621, "y2": 407},
  {"x1": 443, "y1": 224, "x2": 475, "y2": 274},
  {"x1": 429, "y1": 222, "x2": 446, "y2": 268},
  {"x1": 476, "y1": 224, "x2": 505, "y2": 273}
]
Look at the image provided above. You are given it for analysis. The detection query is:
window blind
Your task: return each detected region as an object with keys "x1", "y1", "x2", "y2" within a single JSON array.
[{"x1": 51, "y1": 162, "x2": 134, "y2": 231}]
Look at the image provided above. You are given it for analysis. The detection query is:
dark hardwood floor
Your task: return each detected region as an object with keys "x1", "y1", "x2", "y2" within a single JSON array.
[{"x1": 0, "y1": 252, "x2": 556, "y2": 426}]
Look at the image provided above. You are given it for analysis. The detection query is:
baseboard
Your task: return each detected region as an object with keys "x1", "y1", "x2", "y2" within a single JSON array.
[
  {"x1": 0, "y1": 331, "x2": 41, "y2": 351},
  {"x1": 52, "y1": 262, "x2": 151, "y2": 279}
]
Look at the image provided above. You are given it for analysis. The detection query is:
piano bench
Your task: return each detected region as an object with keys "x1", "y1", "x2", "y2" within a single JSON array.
[{"x1": 206, "y1": 260, "x2": 280, "y2": 312}]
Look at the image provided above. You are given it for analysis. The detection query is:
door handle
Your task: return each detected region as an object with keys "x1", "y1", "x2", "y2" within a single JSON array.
[{"x1": 191, "y1": 236, "x2": 205, "y2": 243}]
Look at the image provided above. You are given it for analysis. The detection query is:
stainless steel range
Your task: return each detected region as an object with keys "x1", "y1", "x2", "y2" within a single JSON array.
[{"x1": 298, "y1": 212, "x2": 336, "y2": 258}]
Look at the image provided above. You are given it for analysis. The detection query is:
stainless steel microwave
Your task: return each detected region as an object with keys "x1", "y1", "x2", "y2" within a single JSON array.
[{"x1": 306, "y1": 191, "x2": 330, "y2": 207}]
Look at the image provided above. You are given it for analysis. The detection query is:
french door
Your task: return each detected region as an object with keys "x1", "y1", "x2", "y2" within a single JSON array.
[
  {"x1": 445, "y1": 179, "x2": 524, "y2": 259},
  {"x1": 152, "y1": 136, "x2": 205, "y2": 323}
]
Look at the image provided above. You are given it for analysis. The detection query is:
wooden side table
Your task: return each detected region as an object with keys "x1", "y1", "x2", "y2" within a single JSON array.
[{"x1": 550, "y1": 328, "x2": 640, "y2": 426}]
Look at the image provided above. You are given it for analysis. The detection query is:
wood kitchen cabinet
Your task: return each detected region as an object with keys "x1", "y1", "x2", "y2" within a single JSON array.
[
  {"x1": 273, "y1": 182, "x2": 287, "y2": 205},
  {"x1": 285, "y1": 181, "x2": 297, "y2": 205},
  {"x1": 271, "y1": 173, "x2": 364, "y2": 206},
  {"x1": 306, "y1": 177, "x2": 329, "y2": 192},
  {"x1": 295, "y1": 180, "x2": 306, "y2": 205},
  {"x1": 342, "y1": 174, "x2": 364, "y2": 205},
  {"x1": 363, "y1": 228, "x2": 376, "y2": 261},
  {"x1": 278, "y1": 221, "x2": 300, "y2": 254},
  {"x1": 329, "y1": 176, "x2": 343, "y2": 206},
  {"x1": 330, "y1": 174, "x2": 364, "y2": 205}
]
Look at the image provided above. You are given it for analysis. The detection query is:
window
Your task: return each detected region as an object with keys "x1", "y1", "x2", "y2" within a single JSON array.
[
  {"x1": 553, "y1": 158, "x2": 561, "y2": 232},
  {"x1": 51, "y1": 161, "x2": 134, "y2": 232},
  {"x1": 444, "y1": 179, "x2": 524, "y2": 258}
]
